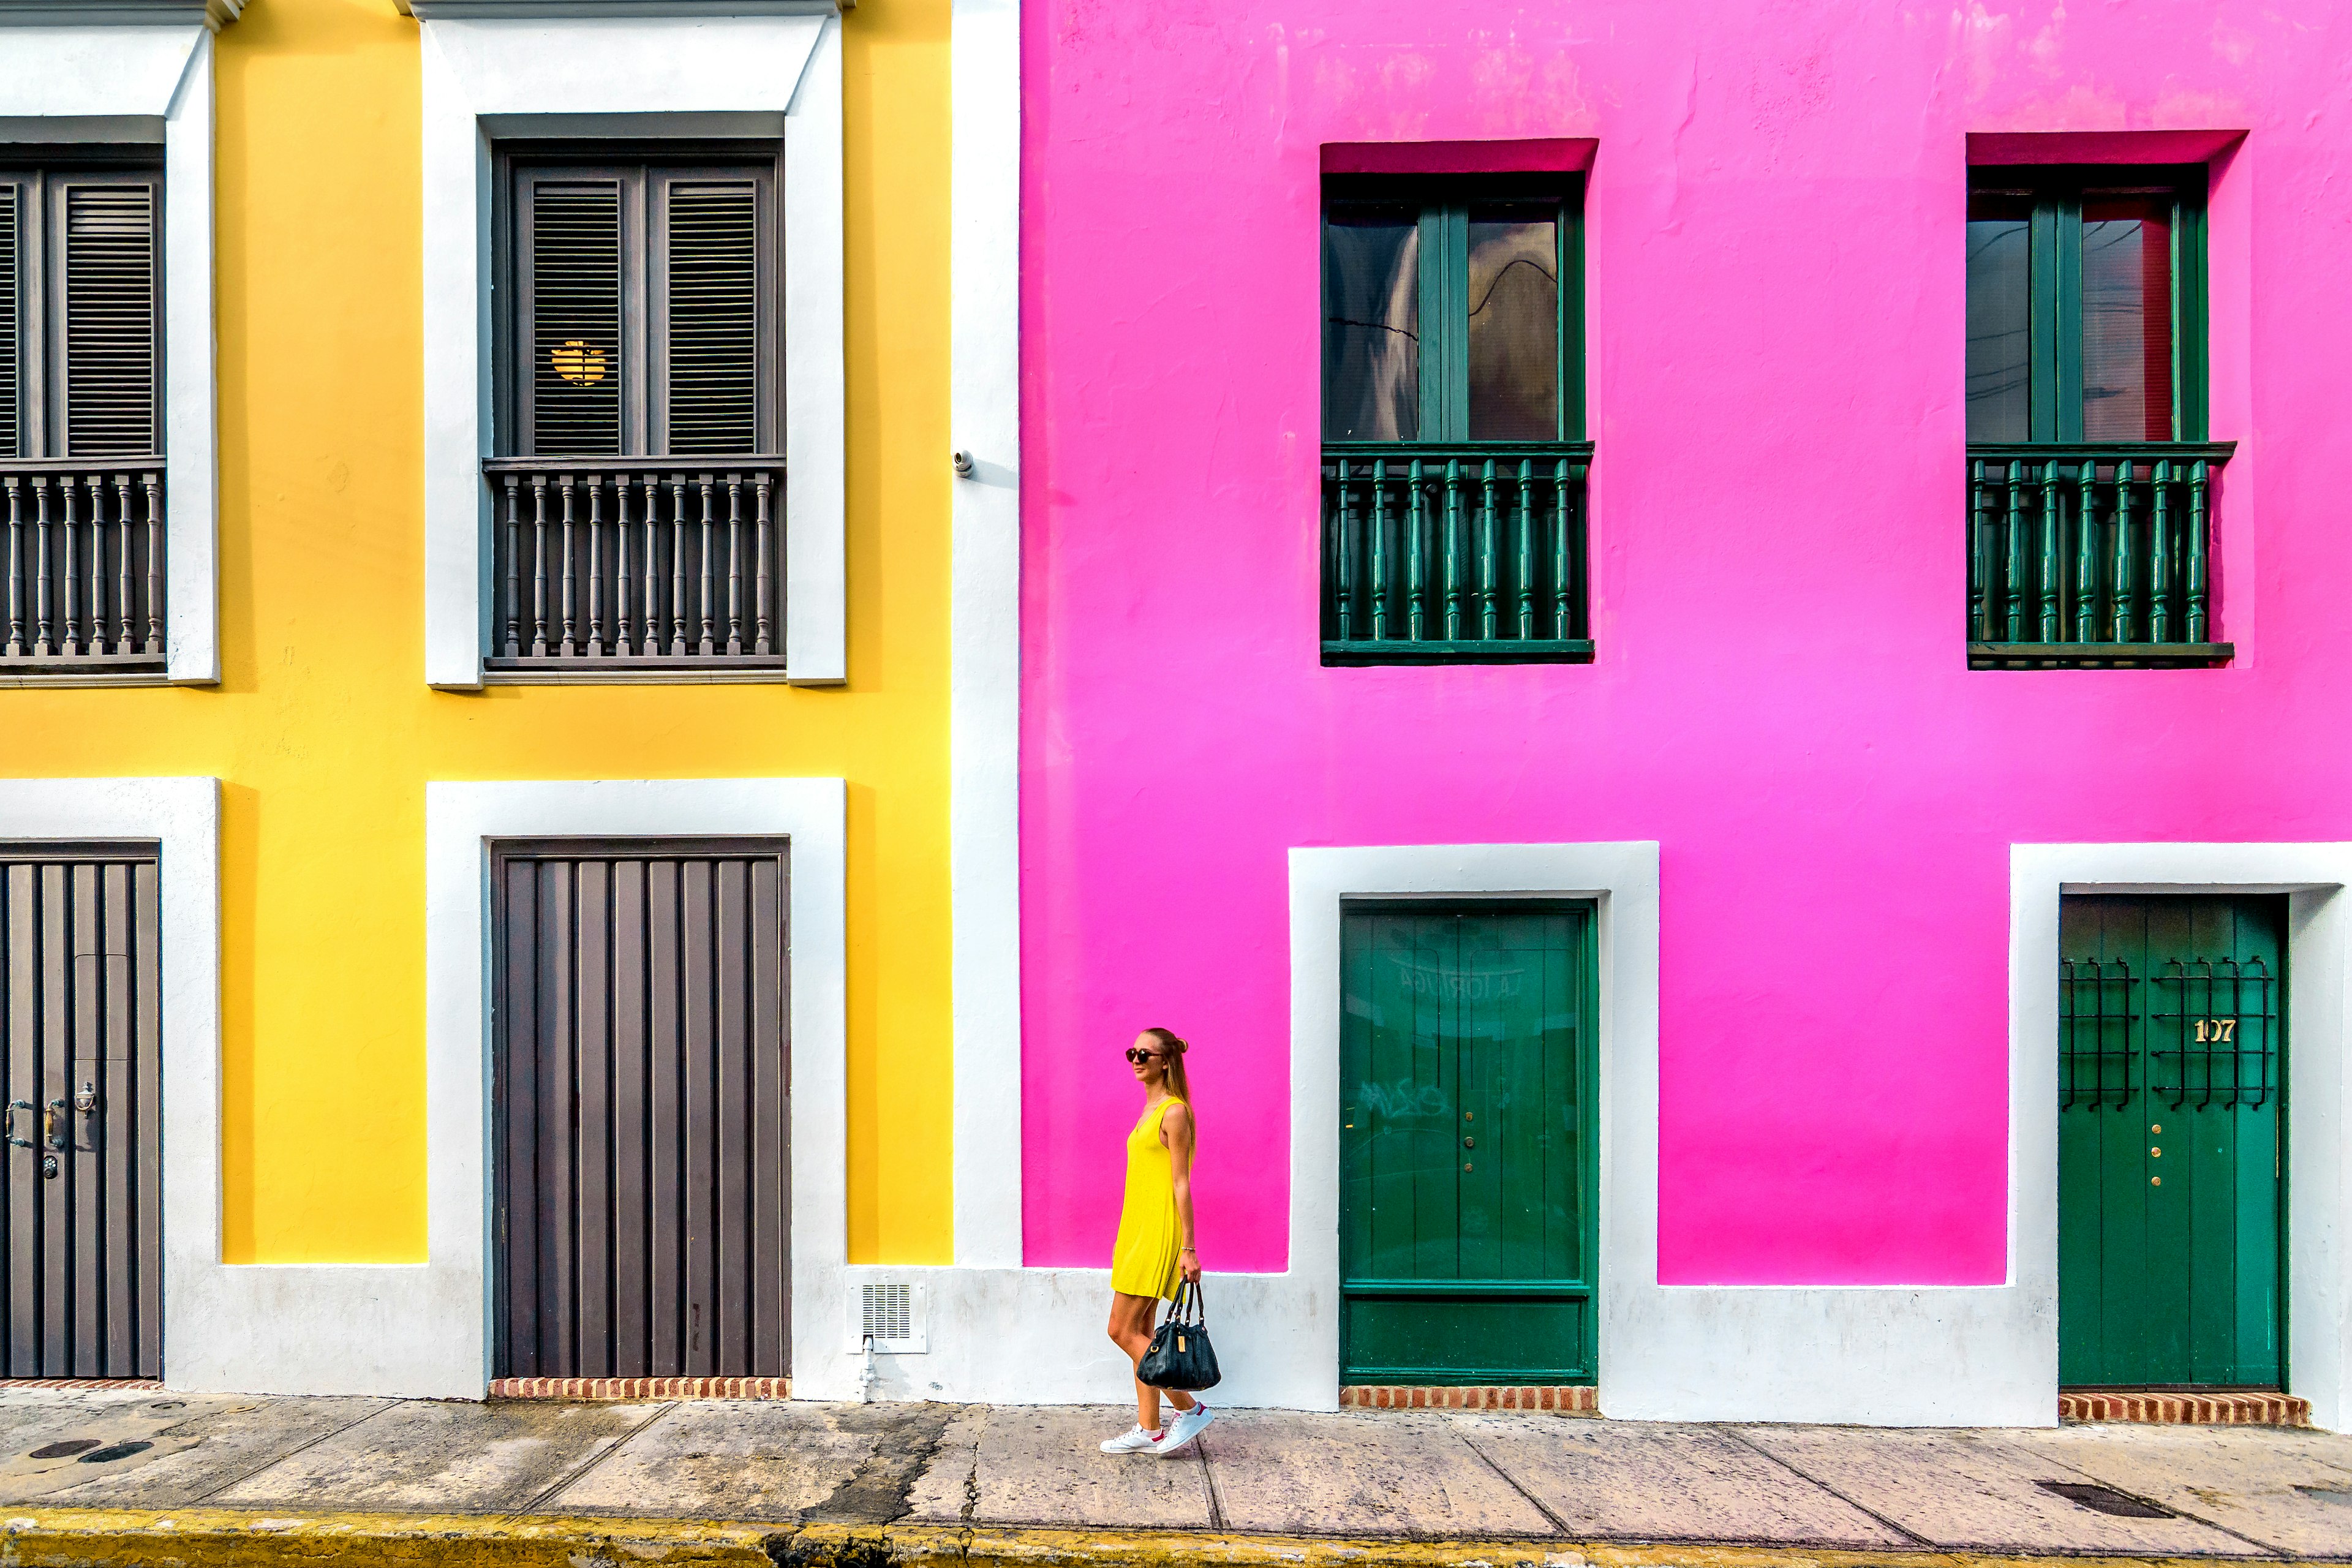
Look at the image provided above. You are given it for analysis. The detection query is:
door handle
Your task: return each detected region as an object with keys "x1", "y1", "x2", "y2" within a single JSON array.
[
  {"x1": 44, "y1": 1099, "x2": 67, "y2": 1151},
  {"x1": 5, "y1": 1101, "x2": 57, "y2": 1178}
]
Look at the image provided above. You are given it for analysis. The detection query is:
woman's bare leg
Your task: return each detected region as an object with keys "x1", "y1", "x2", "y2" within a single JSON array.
[{"x1": 1107, "y1": 1292, "x2": 1194, "y2": 1433}]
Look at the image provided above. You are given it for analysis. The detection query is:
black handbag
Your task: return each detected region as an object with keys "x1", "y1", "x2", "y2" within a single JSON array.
[{"x1": 1137, "y1": 1280, "x2": 1222, "y2": 1391}]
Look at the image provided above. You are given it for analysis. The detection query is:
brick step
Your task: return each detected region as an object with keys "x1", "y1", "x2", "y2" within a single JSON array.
[
  {"x1": 1341, "y1": 1384, "x2": 1596, "y2": 1413},
  {"x1": 2061, "y1": 1387, "x2": 2310, "y2": 1426},
  {"x1": 488, "y1": 1376, "x2": 791, "y2": 1401}
]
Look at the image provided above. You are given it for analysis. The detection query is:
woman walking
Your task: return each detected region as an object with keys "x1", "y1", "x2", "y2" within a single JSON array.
[{"x1": 1099, "y1": 1027, "x2": 1213, "y2": 1457}]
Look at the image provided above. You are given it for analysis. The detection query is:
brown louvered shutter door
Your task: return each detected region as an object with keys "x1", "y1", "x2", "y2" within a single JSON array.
[
  {"x1": 58, "y1": 177, "x2": 157, "y2": 459},
  {"x1": 2, "y1": 845, "x2": 165, "y2": 1379},
  {"x1": 659, "y1": 178, "x2": 763, "y2": 455},
  {"x1": 524, "y1": 179, "x2": 625, "y2": 456},
  {"x1": 492, "y1": 839, "x2": 790, "y2": 1380},
  {"x1": 0, "y1": 182, "x2": 20, "y2": 458}
]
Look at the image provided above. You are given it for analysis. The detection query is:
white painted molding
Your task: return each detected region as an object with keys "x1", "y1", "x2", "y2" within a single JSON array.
[
  {"x1": 0, "y1": 779, "x2": 225, "y2": 1389},
  {"x1": 373, "y1": 777, "x2": 850, "y2": 1400},
  {"x1": 417, "y1": 13, "x2": 846, "y2": 688},
  {"x1": 1606, "y1": 845, "x2": 2043, "y2": 1426},
  {"x1": 780, "y1": 12, "x2": 844, "y2": 682},
  {"x1": 2011, "y1": 843, "x2": 2352, "y2": 1431},
  {"x1": 0, "y1": 29, "x2": 222, "y2": 684},
  {"x1": 1289, "y1": 842, "x2": 1656, "y2": 1413},
  {"x1": 0, "y1": 1, "x2": 241, "y2": 26},
  {"x1": 948, "y1": 0, "x2": 1021, "y2": 1265},
  {"x1": 400, "y1": 1, "x2": 844, "y2": 15}
]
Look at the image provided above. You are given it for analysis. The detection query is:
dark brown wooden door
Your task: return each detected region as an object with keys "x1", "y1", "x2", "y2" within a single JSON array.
[
  {"x1": 1, "y1": 843, "x2": 163, "y2": 1378},
  {"x1": 492, "y1": 839, "x2": 790, "y2": 1379}
]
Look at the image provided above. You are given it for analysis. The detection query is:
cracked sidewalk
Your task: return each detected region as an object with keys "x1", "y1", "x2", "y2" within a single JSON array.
[{"x1": 6, "y1": 1387, "x2": 2352, "y2": 1564}]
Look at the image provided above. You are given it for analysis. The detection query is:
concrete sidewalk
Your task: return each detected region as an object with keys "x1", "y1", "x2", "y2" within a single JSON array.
[{"x1": 7, "y1": 1388, "x2": 2352, "y2": 1566}]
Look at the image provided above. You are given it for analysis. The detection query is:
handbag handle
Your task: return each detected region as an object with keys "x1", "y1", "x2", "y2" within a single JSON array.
[{"x1": 1170, "y1": 1277, "x2": 1205, "y2": 1326}]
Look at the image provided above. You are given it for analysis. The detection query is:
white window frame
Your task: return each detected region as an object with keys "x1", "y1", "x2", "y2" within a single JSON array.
[
  {"x1": 407, "y1": 0, "x2": 848, "y2": 688},
  {"x1": 0, "y1": 2, "x2": 236, "y2": 685}
]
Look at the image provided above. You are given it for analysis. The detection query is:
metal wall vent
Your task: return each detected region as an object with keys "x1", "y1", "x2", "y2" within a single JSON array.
[
  {"x1": 851, "y1": 1281, "x2": 928, "y2": 1354},
  {"x1": 862, "y1": 1283, "x2": 911, "y2": 1340}
]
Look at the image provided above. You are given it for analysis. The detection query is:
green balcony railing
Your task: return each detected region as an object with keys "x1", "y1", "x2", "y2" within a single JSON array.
[
  {"x1": 1321, "y1": 442, "x2": 1593, "y2": 665},
  {"x1": 1969, "y1": 443, "x2": 2235, "y2": 669}
]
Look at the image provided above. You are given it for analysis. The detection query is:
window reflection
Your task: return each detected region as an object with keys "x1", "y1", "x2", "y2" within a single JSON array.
[
  {"x1": 1322, "y1": 213, "x2": 1420, "y2": 440},
  {"x1": 2081, "y1": 195, "x2": 2173, "y2": 440},
  {"x1": 1467, "y1": 217, "x2": 1558, "y2": 440},
  {"x1": 1966, "y1": 192, "x2": 2030, "y2": 443}
]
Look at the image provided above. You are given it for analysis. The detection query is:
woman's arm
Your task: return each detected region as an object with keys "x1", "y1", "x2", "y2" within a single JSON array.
[{"x1": 1163, "y1": 1101, "x2": 1202, "y2": 1284}]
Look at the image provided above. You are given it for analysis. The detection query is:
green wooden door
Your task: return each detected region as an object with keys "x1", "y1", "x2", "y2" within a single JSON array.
[
  {"x1": 2059, "y1": 895, "x2": 2284, "y2": 1387},
  {"x1": 1339, "y1": 903, "x2": 1596, "y2": 1384}
]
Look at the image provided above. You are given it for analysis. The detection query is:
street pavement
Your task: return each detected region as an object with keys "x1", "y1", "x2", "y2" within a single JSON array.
[{"x1": 7, "y1": 1387, "x2": 2352, "y2": 1558}]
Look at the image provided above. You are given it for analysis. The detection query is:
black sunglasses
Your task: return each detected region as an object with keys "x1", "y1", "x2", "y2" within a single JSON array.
[{"x1": 1125, "y1": 1047, "x2": 1163, "y2": 1065}]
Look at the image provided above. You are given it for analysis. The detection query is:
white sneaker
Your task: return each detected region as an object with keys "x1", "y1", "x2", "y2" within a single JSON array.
[
  {"x1": 1157, "y1": 1401, "x2": 1214, "y2": 1457},
  {"x1": 1098, "y1": 1424, "x2": 1164, "y2": 1454}
]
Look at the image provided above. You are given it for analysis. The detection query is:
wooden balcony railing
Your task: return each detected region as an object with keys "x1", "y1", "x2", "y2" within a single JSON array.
[
  {"x1": 485, "y1": 459, "x2": 785, "y2": 678},
  {"x1": 0, "y1": 461, "x2": 166, "y2": 679},
  {"x1": 1969, "y1": 443, "x2": 2234, "y2": 669},
  {"x1": 1322, "y1": 443, "x2": 1593, "y2": 664}
]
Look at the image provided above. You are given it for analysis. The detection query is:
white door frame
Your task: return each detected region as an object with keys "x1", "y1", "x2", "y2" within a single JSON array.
[
  {"x1": 1287, "y1": 842, "x2": 1657, "y2": 1410},
  {"x1": 419, "y1": 778, "x2": 848, "y2": 1398},
  {"x1": 2014, "y1": 844, "x2": 2351, "y2": 1429}
]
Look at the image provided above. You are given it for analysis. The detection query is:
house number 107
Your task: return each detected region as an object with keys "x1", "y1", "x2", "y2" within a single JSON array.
[{"x1": 2193, "y1": 1018, "x2": 2238, "y2": 1044}]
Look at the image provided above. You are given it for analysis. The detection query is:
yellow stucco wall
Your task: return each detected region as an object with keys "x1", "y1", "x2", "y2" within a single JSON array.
[{"x1": 6, "y1": 0, "x2": 953, "y2": 1267}]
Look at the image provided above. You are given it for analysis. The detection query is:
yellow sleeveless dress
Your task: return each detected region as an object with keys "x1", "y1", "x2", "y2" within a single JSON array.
[{"x1": 1110, "y1": 1096, "x2": 1183, "y2": 1300}]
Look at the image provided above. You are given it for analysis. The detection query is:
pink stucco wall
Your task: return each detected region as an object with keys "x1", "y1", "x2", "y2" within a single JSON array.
[{"x1": 1019, "y1": 0, "x2": 2352, "y2": 1281}]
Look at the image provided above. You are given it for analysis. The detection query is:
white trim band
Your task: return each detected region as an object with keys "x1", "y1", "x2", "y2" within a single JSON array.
[{"x1": 947, "y1": 0, "x2": 1022, "y2": 1267}]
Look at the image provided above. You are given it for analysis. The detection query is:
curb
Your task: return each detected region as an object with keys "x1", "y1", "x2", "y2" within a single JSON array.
[
  {"x1": 0, "y1": 1511, "x2": 2332, "y2": 1568},
  {"x1": 0, "y1": 1507, "x2": 777, "y2": 1567}
]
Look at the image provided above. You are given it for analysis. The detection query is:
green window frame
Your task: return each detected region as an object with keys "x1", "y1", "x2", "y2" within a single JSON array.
[
  {"x1": 1967, "y1": 164, "x2": 2209, "y2": 443},
  {"x1": 1320, "y1": 174, "x2": 1592, "y2": 666},
  {"x1": 1965, "y1": 164, "x2": 2233, "y2": 670},
  {"x1": 1322, "y1": 174, "x2": 1586, "y2": 444}
]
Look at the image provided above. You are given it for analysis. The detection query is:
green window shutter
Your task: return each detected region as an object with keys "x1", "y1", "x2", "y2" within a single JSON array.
[
  {"x1": 660, "y1": 179, "x2": 761, "y2": 456},
  {"x1": 59, "y1": 177, "x2": 157, "y2": 459},
  {"x1": 524, "y1": 179, "x2": 625, "y2": 456}
]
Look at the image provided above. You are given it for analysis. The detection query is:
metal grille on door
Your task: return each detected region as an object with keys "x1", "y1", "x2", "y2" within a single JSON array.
[
  {"x1": 492, "y1": 839, "x2": 790, "y2": 1380},
  {"x1": 1, "y1": 843, "x2": 162, "y2": 1379}
]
